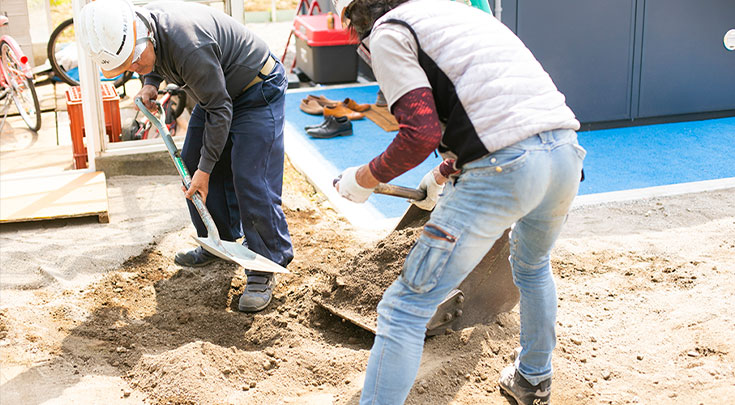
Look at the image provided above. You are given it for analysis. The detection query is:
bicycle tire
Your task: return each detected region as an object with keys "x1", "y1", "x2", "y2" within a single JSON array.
[
  {"x1": 47, "y1": 18, "x2": 133, "y2": 88},
  {"x1": 1, "y1": 39, "x2": 41, "y2": 131},
  {"x1": 167, "y1": 90, "x2": 187, "y2": 121}
]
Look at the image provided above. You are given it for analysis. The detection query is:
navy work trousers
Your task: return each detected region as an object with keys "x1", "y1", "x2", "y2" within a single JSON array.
[{"x1": 181, "y1": 61, "x2": 293, "y2": 268}]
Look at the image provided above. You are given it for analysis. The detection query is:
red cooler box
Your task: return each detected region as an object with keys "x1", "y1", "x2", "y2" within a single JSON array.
[{"x1": 293, "y1": 14, "x2": 360, "y2": 84}]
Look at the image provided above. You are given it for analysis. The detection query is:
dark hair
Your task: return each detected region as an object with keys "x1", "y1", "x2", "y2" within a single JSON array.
[{"x1": 346, "y1": 0, "x2": 410, "y2": 37}]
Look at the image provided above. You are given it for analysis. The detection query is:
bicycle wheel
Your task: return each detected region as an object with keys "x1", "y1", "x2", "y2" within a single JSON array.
[
  {"x1": 47, "y1": 18, "x2": 133, "y2": 88},
  {"x1": 1, "y1": 39, "x2": 41, "y2": 131},
  {"x1": 161, "y1": 87, "x2": 187, "y2": 121}
]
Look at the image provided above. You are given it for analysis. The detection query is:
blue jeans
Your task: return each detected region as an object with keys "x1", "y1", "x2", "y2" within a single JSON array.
[
  {"x1": 181, "y1": 59, "x2": 294, "y2": 267},
  {"x1": 360, "y1": 129, "x2": 586, "y2": 404}
]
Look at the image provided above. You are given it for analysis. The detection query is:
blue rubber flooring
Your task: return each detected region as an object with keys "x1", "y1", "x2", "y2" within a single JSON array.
[
  {"x1": 286, "y1": 84, "x2": 440, "y2": 219},
  {"x1": 577, "y1": 117, "x2": 735, "y2": 195},
  {"x1": 286, "y1": 84, "x2": 735, "y2": 218}
]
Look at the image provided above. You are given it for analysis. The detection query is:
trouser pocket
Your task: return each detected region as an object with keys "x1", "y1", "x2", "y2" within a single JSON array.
[{"x1": 400, "y1": 224, "x2": 458, "y2": 294}]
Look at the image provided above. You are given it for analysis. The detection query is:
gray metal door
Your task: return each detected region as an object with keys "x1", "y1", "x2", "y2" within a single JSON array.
[
  {"x1": 637, "y1": 0, "x2": 735, "y2": 118},
  {"x1": 515, "y1": 0, "x2": 637, "y2": 123}
]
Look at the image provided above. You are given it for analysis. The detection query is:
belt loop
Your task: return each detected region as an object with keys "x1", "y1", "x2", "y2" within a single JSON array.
[{"x1": 538, "y1": 131, "x2": 554, "y2": 144}]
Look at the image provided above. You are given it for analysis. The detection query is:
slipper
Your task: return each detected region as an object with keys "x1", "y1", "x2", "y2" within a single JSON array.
[
  {"x1": 343, "y1": 98, "x2": 371, "y2": 112},
  {"x1": 307, "y1": 94, "x2": 339, "y2": 108},
  {"x1": 324, "y1": 104, "x2": 364, "y2": 120},
  {"x1": 300, "y1": 98, "x2": 323, "y2": 115}
]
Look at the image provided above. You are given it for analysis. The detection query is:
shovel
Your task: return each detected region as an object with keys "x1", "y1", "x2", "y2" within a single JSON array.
[
  {"x1": 373, "y1": 183, "x2": 432, "y2": 231},
  {"x1": 134, "y1": 97, "x2": 288, "y2": 274},
  {"x1": 316, "y1": 181, "x2": 519, "y2": 335}
]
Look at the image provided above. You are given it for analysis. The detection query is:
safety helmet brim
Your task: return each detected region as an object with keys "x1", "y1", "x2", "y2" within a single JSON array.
[{"x1": 100, "y1": 47, "x2": 135, "y2": 78}]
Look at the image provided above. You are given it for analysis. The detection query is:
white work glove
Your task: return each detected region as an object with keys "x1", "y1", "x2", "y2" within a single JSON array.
[
  {"x1": 412, "y1": 169, "x2": 444, "y2": 211},
  {"x1": 334, "y1": 166, "x2": 375, "y2": 203}
]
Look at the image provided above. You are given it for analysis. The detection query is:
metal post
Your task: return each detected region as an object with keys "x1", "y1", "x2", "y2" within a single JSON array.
[
  {"x1": 231, "y1": 0, "x2": 244, "y2": 24},
  {"x1": 72, "y1": 0, "x2": 104, "y2": 170}
]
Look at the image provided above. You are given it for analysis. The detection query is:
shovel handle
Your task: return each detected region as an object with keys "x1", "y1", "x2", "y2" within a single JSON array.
[
  {"x1": 374, "y1": 183, "x2": 426, "y2": 201},
  {"x1": 332, "y1": 176, "x2": 426, "y2": 201},
  {"x1": 134, "y1": 97, "x2": 221, "y2": 244}
]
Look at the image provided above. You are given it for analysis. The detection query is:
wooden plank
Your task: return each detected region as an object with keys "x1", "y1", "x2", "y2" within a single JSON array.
[
  {"x1": 0, "y1": 171, "x2": 110, "y2": 224},
  {"x1": 363, "y1": 105, "x2": 400, "y2": 132}
]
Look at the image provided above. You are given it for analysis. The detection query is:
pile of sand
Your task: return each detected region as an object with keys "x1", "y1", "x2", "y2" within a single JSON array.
[
  {"x1": 130, "y1": 341, "x2": 271, "y2": 404},
  {"x1": 322, "y1": 227, "x2": 421, "y2": 317}
]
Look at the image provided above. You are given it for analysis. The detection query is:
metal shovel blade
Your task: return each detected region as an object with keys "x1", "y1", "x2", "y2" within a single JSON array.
[
  {"x1": 132, "y1": 97, "x2": 289, "y2": 275},
  {"x1": 315, "y1": 182, "x2": 519, "y2": 336},
  {"x1": 194, "y1": 236, "x2": 290, "y2": 274}
]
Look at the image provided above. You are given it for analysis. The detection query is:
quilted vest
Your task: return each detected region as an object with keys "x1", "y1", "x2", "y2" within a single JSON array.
[{"x1": 373, "y1": 0, "x2": 580, "y2": 166}]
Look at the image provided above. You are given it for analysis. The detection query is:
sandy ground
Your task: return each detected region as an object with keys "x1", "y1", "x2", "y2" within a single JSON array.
[
  {"x1": 1, "y1": 154, "x2": 734, "y2": 404},
  {"x1": 3, "y1": 9, "x2": 734, "y2": 405}
]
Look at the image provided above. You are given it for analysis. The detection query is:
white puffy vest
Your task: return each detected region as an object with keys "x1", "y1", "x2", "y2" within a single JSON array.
[{"x1": 374, "y1": 0, "x2": 580, "y2": 164}]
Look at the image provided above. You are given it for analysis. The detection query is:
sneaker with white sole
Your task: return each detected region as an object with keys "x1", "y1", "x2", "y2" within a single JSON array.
[{"x1": 498, "y1": 364, "x2": 551, "y2": 405}]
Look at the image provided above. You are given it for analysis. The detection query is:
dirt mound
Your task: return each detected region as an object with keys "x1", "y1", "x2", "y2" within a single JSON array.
[
  {"x1": 320, "y1": 227, "x2": 421, "y2": 317},
  {"x1": 130, "y1": 341, "x2": 269, "y2": 404},
  {"x1": 2, "y1": 157, "x2": 734, "y2": 404}
]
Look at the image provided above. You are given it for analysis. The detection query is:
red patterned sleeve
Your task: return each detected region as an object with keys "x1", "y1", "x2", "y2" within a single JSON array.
[{"x1": 368, "y1": 87, "x2": 442, "y2": 183}]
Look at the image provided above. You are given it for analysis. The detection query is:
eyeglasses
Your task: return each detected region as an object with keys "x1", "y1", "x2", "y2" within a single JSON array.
[{"x1": 131, "y1": 37, "x2": 149, "y2": 65}]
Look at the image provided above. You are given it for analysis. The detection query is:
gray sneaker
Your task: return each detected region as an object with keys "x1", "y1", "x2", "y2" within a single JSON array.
[
  {"x1": 174, "y1": 246, "x2": 220, "y2": 267},
  {"x1": 498, "y1": 364, "x2": 551, "y2": 405},
  {"x1": 238, "y1": 271, "x2": 274, "y2": 312}
]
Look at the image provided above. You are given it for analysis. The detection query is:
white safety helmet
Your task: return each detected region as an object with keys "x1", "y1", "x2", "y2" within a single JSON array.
[{"x1": 76, "y1": 0, "x2": 137, "y2": 78}]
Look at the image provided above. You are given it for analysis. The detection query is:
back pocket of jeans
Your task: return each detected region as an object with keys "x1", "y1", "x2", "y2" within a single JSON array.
[
  {"x1": 571, "y1": 143, "x2": 587, "y2": 160},
  {"x1": 400, "y1": 224, "x2": 458, "y2": 294}
]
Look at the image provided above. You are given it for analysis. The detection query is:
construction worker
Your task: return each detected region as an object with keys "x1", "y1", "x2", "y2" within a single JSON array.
[
  {"x1": 331, "y1": 0, "x2": 585, "y2": 403},
  {"x1": 76, "y1": 0, "x2": 293, "y2": 312}
]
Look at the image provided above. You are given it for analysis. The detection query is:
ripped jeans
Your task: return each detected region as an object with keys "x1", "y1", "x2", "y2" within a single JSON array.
[{"x1": 360, "y1": 129, "x2": 586, "y2": 405}]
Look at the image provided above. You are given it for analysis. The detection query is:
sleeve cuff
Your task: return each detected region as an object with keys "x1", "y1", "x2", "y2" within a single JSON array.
[
  {"x1": 197, "y1": 159, "x2": 215, "y2": 175},
  {"x1": 143, "y1": 75, "x2": 162, "y2": 89}
]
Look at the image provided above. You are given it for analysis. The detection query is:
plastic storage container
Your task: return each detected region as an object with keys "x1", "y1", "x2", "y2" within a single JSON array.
[
  {"x1": 293, "y1": 14, "x2": 360, "y2": 84},
  {"x1": 66, "y1": 83, "x2": 121, "y2": 169}
]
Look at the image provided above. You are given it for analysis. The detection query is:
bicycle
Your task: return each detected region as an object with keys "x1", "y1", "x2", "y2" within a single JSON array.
[
  {"x1": 47, "y1": 17, "x2": 133, "y2": 88},
  {"x1": 0, "y1": 15, "x2": 41, "y2": 132},
  {"x1": 122, "y1": 84, "x2": 187, "y2": 141}
]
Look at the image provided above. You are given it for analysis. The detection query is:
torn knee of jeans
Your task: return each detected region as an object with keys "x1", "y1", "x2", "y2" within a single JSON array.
[{"x1": 422, "y1": 224, "x2": 456, "y2": 243}]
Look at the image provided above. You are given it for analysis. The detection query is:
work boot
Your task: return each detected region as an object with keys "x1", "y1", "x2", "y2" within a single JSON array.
[
  {"x1": 498, "y1": 364, "x2": 551, "y2": 405},
  {"x1": 174, "y1": 246, "x2": 220, "y2": 267},
  {"x1": 306, "y1": 116, "x2": 352, "y2": 139},
  {"x1": 238, "y1": 271, "x2": 275, "y2": 312}
]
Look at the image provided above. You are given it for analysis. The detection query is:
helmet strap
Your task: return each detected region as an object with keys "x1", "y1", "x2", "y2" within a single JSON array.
[{"x1": 135, "y1": 11, "x2": 156, "y2": 49}]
